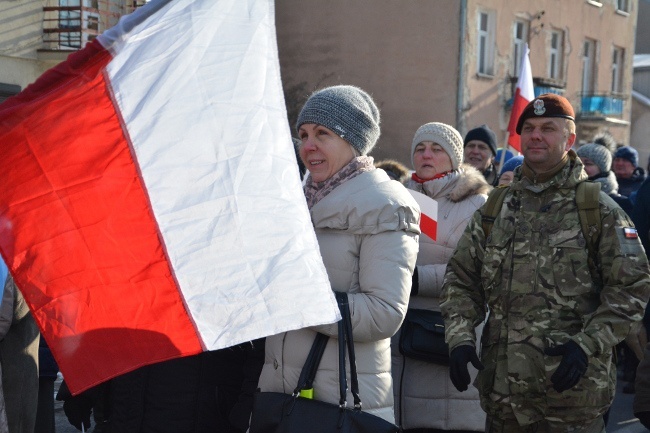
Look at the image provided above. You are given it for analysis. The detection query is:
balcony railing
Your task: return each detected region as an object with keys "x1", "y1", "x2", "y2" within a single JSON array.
[
  {"x1": 41, "y1": 1, "x2": 147, "y2": 51},
  {"x1": 534, "y1": 86, "x2": 565, "y2": 97},
  {"x1": 579, "y1": 93, "x2": 625, "y2": 117}
]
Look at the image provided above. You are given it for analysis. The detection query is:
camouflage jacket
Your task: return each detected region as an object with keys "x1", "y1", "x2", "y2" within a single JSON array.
[{"x1": 441, "y1": 151, "x2": 650, "y2": 425}]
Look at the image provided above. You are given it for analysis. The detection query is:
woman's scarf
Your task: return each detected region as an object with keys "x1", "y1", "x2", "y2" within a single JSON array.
[
  {"x1": 304, "y1": 156, "x2": 375, "y2": 209},
  {"x1": 410, "y1": 171, "x2": 452, "y2": 184}
]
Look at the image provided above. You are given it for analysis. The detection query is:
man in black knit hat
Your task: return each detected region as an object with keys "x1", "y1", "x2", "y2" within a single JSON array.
[{"x1": 464, "y1": 124, "x2": 499, "y2": 186}]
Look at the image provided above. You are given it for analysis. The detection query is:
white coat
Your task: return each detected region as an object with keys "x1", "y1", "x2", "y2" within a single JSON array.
[
  {"x1": 258, "y1": 169, "x2": 420, "y2": 422},
  {"x1": 392, "y1": 164, "x2": 490, "y2": 431}
]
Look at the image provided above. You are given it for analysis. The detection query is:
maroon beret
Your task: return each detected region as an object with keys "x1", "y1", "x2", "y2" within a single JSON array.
[{"x1": 516, "y1": 93, "x2": 575, "y2": 134}]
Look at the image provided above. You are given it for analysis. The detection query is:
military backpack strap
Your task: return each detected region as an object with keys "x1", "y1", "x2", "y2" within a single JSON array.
[
  {"x1": 576, "y1": 181, "x2": 602, "y2": 281},
  {"x1": 481, "y1": 186, "x2": 510, "y2": 239}
]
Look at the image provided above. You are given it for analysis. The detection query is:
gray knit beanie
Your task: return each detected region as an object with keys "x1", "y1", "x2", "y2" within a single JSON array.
[
  {"x1": 296, "y1": 85, "x2": 380, "y2": 156},
  {"x1": 411, "y1": 122, "x2": 464, "y2": 170},
  {"x1": 577, "y1": 142, "x2": 612, "y2": 174}
]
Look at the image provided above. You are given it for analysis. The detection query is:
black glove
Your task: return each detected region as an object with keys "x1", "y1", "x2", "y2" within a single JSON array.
[
  {"x1": 63, "y1": 396, "x2": 93, "y2": 431},
  {"x1": 449, "y1": 345, "x2": 484, "y2": 392},
  {"x1": 544, "y1": 340, "x2": 588, "y2": 393},
  {"x1": 635, "y1": 411, "x2": 650, "y2": 429},
  {"x1": 56, "y1": 381, "x2": 93, "y2": 431}
]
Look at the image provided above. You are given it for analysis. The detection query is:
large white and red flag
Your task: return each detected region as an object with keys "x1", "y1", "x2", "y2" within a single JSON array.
[
  {"x1": 0, "y1": 0, "x2": 339, "y2": 394},
  {"x1": 506, "y1": 43, "x2": 534, "y2": 152}
]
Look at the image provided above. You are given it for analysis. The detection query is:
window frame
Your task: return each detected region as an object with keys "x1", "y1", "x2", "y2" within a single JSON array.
[
  {"x1": 617, "y1": 0, "x2": 630, "y2": 13},
  {"x1": 477, "y1": 9, "x2": 496, "y2": 77},
  {"x1": 512, "y1": 20, "x2": 529, "y2": 77},
  {"x1": 548, "y1": 29, "x2": 565, "y2": 81},
  {"x1": 611, "y1": 46, "x2": 625, "y2": 94},
  {"x1": 581, "y1": 38, "x2": 597, "y2": 94}
]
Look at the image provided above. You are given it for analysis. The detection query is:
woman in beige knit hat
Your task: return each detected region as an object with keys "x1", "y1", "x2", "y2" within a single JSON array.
[{"x1": 392, "y1": 122, "x2": 491, "y2": 433}]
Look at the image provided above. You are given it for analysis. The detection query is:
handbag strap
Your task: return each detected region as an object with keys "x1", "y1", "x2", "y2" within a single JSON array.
[
  {"x1": 293, "y1": 332, "x2": 329, "y2": 396},
  {"x1": 337, "y1": 301, "x2": 347, "y2": 407},
  {"x1": 336, "y1": 291, "x2": 362, "y2": 408},
  {"x1": 291, "y1": 291, "x2": 363, "y2": 409}
]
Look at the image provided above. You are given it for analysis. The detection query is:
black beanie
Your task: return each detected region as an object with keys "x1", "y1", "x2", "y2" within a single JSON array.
[{"x1": 464, "y1": 124, "x2": 497, "y2": 156}]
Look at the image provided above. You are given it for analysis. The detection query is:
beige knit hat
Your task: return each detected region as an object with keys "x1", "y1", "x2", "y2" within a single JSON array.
[{"x1": 411, "y1": 122, "x2": 464, "y2": 170}]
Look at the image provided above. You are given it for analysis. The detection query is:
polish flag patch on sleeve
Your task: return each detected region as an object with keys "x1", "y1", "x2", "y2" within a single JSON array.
[{"x1": 624, "y1": 227, "x2": 639, "y2": 239}]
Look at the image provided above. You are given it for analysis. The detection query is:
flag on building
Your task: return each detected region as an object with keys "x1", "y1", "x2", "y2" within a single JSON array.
[
  {"x1": 0, "y1": 0, "x2": 339, "y2": 394},
  {"x1": 507, "y1": 43, "x2": 534, "y2": 152},
  {"x1": 407, "y1": 190, "x2": 437, "y2": 241}
]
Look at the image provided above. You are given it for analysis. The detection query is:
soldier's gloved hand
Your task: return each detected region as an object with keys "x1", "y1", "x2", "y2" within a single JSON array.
[
  {"x1": 449, "y1": 345, "x2": 484, "y2": 392},
  {"x1": 544, "y1": 340, "x2": 588, "y2": 393}
]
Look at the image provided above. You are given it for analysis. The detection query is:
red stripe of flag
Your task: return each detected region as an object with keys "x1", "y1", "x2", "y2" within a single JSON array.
[
  {"x1": 0, "y1": 40, "x2": 202, "y2": 393},
  {"x1": 420, "y1": 213, "x2": 438, "y2": 241}
]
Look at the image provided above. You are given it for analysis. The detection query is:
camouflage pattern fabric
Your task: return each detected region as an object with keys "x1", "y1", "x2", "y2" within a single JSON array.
[{"x1": 441, "y1": 151, "x2": 650, "y2": 426}]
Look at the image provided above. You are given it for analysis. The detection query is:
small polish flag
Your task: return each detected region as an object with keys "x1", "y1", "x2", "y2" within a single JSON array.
[{"x1": 408, "y1": 190, "x2": 438, "y2": 241}]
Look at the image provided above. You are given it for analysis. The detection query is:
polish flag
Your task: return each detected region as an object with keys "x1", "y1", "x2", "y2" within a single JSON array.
[
  {"x1": 0, "y1": 0, "x2": 339, "y2": 394},
  {"x1": 408, "y1": 190, "x2": 437, "y2": 241},
  {"x1": 507, "y1": 43, "x2": 534, "y2": 152}
]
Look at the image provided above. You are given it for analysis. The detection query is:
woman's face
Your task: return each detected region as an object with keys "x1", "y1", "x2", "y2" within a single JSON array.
[
  {"x1": 298, "y1": 123, "x2": 355, "y2": 183},
  {"x1": 580, "y1": 156, "x2": 601, "y2": 178},
  {"x1": 498, "y1": 171, "x2": 515, "y2": 186},
  {"x1": 413, "y1": 141, "x2": 453, "y2": 180}
]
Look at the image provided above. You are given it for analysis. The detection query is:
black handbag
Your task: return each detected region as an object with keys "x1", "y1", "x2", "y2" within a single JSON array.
[
  {"x1": 249, "y1": 292, "x2": 399, "y2": 433},
  {"x1": 398, "y1": 308, "x2": 449, "y2": 365}
]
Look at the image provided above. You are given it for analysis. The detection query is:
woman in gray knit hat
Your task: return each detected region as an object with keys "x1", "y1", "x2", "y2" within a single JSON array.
[
  {"x1": 576, "y1": 142, "x2": 632, "y2": 215},
  {"x1": 256, "y1": 85, "x2": 420, "y2": 424},
  {"x1": 392, "y1": 122, "x2": 491, "y2": 433}
]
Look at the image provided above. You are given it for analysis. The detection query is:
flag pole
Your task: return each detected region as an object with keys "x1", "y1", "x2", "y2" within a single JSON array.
[{"x1": 499, "y1": 131, "x2": 510, "y2": 167}]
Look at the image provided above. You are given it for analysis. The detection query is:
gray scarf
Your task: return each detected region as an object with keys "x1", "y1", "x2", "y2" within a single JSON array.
[{"x1": 304, "y1": 156, "x2": 375, "y2": 209}]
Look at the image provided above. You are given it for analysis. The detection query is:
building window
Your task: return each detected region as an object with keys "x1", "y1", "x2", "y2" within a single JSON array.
[
  {"x1": 548, "y1": 29, "x2": 564, "y2": 80},
  {"x1": 512, "y1": 20, "x2": 529, "y2": 76},
  {"x1": 582, "y1": 39, "x2": 597, "y2": 94},
  {"x1": 612, "y1": 46, "x2": 625, "y2": 93},
  {"x1": 477, "y1": 10, "x2": 496, "y2": 76},
  {"x1": 0, "y1": 83, "x2": 21, "y2": 104},
  {"x1": 617, "y1": 0, "x2": 630, "y2": 13},
  {"x1": 587, "y1": 0, "x2": 603, "y2": 7}
]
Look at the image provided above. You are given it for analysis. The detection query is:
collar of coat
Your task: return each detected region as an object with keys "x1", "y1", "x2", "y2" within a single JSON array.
[
  {"x1": 406, "y1": 163, "x2": 492, "y2": 203},
  {"x1": 516, "y1": 150, "x2": 588, "y2": 193}
]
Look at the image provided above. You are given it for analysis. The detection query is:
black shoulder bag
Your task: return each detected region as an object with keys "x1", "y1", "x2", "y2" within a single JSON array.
[
  {"x1": 398, "y1": 308, "x2": 449, "y2": 365},
  {"x1": 249, "y1": 291, "x2": 399, "y2": 433}
]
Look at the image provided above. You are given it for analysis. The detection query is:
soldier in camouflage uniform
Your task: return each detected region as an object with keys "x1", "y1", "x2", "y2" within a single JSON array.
[{"x1": 440, "y1": 94, "x2": 650, "y2": 433}]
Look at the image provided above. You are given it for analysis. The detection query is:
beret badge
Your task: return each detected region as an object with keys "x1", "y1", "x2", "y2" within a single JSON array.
[{"x1": 533, "y1": 99, "x2": 546, "y2": 116}]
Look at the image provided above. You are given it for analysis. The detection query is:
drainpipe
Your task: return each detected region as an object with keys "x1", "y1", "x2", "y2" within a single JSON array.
[{"x1": 457, "y1": 0, "x2": 467, "y2": 132}]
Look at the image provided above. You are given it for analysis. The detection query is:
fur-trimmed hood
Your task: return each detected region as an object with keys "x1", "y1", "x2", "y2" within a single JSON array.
[
  {"x1": 590, "y1": 170, "x2": 619, "y2": 195},
  {"x1": 405, "y1": 163, "x2": 492, "y2": 203}
]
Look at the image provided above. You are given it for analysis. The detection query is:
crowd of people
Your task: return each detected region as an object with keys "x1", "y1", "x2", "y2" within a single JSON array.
[{"x1": 1, "y1": 86, "x2": 650, "y2": 433}]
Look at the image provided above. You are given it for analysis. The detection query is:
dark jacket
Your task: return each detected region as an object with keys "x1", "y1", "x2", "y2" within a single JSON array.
[
  {"x1": 38, "y1": 336, "x2": 59, "y2": 380},
  {"x1": 634, "y1": 342, "x2": 650, "y2": 428},
  {"x1": 589, "y1": 171, "x2": 633, "y2": 216},
  {"x1": 632, "y1": 177, "x2": 650, "y2": 256},
  {"x1": 617, "y1": 167, "x2": 646, "y2": 199},
  {"x1": 59, "y1": 340, "x2": 264, "y2": 433}
]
